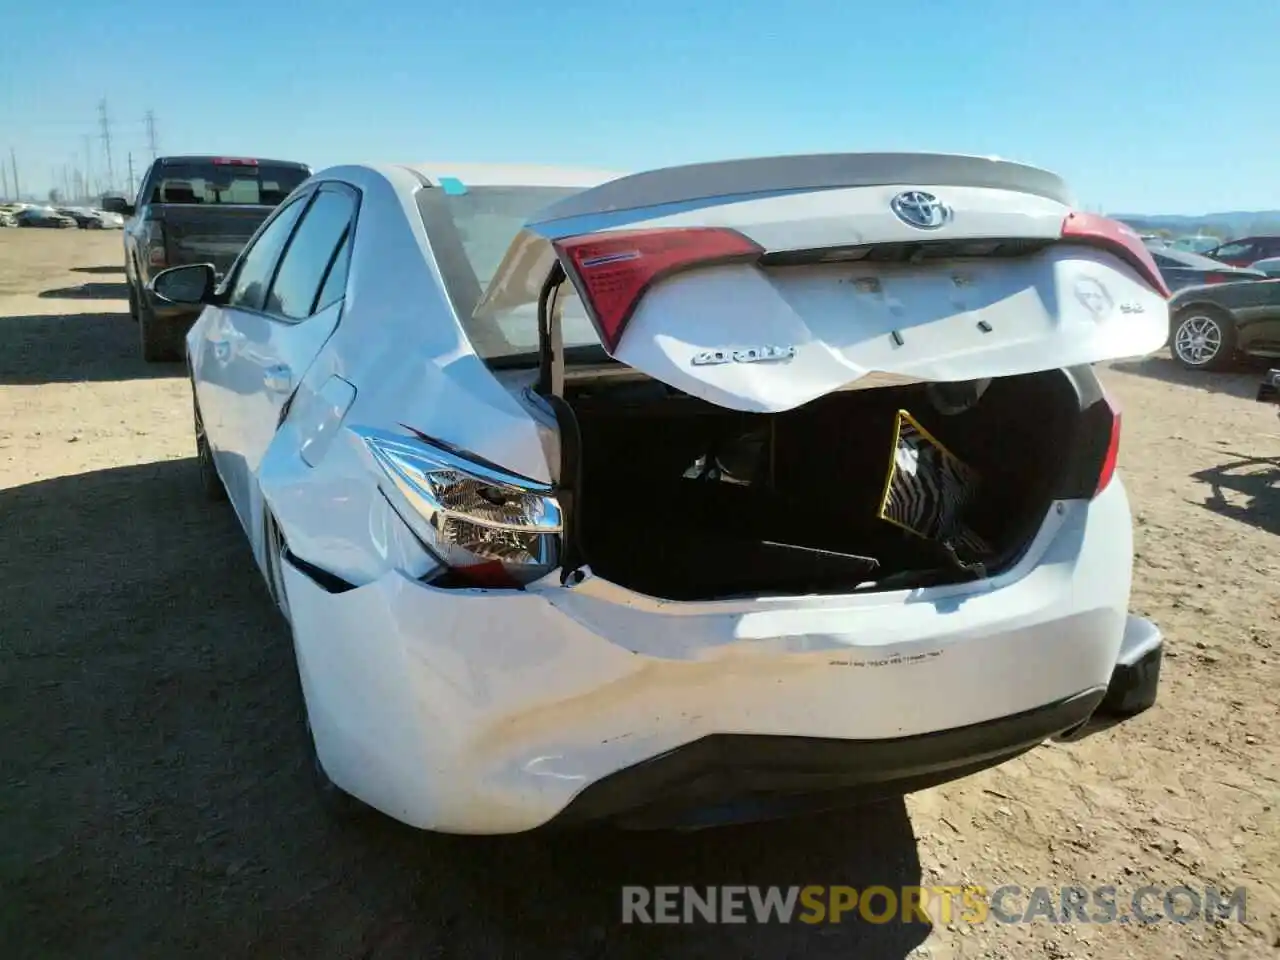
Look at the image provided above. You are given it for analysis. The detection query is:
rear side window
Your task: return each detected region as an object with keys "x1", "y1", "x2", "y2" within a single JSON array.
[
  {"x1": 1212, "y1": 240, "x2": 1256, "y2": 260},
  {"x1": 265, "y1": 188, "x2": 357, "y2": 320},
  {"x1": 150, "y1": 160, "x2": 309, "y2": 206},
  {"x1": 415, "y1": 184, "x2": 593, "y2": 358},
  {"x1": 227, "y1": 197, "x2": 308, "y2": 311}
]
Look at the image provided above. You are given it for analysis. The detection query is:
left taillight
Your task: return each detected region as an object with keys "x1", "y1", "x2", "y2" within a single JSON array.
[
  {"x1": 552, "y1": 227, "x2": 764, "y2": 352},
  {"x1": 355, "y1": 427, "x2": 561, "y2": 588},
  {"x1": 1060, "y1": 212, "x2": 1171, "y2": 299}
]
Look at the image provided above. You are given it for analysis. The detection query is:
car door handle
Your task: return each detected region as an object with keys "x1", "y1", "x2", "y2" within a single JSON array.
[
  {"x1": 211, "y1": 339, "x2": 231, "y2": 361},
  {"x1": 264, "y1": 364, "x2": 293, "y2": 393}
]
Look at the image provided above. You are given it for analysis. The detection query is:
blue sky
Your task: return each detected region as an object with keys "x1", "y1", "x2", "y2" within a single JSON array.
[{"x1": 3, "y1": 0, "x2": 1276, "y2": 213}]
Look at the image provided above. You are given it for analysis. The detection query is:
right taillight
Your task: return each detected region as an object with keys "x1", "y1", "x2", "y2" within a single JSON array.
[
  {"x1": 1060, "y1": 212, "x2": 1171, "y2": 299},
  {"x1": 1203, "y1": 272, "x2": 1235, "y2": 285},
  {"x1": 1094, "y1": 396, "x2": 1122, "y2": 497},
  {"x1": 1055, "y1": 389, "x2": 1123, "y2": 501}
]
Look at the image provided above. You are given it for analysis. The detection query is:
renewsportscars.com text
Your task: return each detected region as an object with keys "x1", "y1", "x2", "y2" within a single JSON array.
[{"x1": 621, "y1": 884, "x2": 1248, "y2": 925}]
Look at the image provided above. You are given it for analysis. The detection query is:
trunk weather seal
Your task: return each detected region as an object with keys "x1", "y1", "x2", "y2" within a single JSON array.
[{"x1": 537, "y1": 261, "x2": 567, "y2": 397}]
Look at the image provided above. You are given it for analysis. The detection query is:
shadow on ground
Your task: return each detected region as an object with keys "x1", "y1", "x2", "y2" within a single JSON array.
[
  {"x1": 1108, "y1": 354, "x2": 1269, "y2": 401},
  {"x1": 0, "y1": 459, "x2": 929, "y2": 959},
  {"x1": 0, "y1": 311, "x2": 181, "y2": 384},
  {"x1": 71, "y1": 265, "x2": 126, "y2": 275},
  {"x1": 40, "y1": 281, "x2": 130, "y2": 301},
  {"x1": 1190, "y1": 452, "x2": 1280, "y2": 536}
]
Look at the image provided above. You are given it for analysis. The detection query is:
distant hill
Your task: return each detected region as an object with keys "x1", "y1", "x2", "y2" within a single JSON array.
[{"x1": 1110, "y1": 210, "x2": 1280, "y2": 239}]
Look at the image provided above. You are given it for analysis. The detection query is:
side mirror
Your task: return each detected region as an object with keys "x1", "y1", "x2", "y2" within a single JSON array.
[
  {"x1": 151, "y1": 263, "x2": 217, "y2": 306},
  {"x1": 101, "y1": 195, "x2": 134, "y2": 216}
]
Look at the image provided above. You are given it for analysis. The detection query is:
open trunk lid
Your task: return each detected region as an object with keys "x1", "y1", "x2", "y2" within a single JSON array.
[{"x1": 472, "y1": 153, "x2": 1170, "y2": 412}]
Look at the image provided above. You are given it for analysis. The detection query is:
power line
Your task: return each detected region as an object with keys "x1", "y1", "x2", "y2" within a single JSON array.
[
  {"x1": 98, "y1": 99, "x2": 115, "y2": 193},
  {"x1": 144, "y1": 110, "x2": 158, "y2": 161}
]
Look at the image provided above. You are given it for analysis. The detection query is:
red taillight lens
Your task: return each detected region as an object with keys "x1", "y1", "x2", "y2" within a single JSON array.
[
  {"x1": 1094, "y1": 394, "x2": 1122, "y2": 497},
  {"x1": 1203, "y1": 272, "x2": 1235, "y2": 285},
  {"x1": 552, "y1": 228, "x2": 764, "y2": 352},
  {"x1": 212, "y1": 157, "x2": 258, "y2": 166},
  {"x1": 1061, "y1": 212, "x2": 1171, "y2": 299},
  {"x1": 148, "y1": 245, "x2": 166, "y2": 267}
]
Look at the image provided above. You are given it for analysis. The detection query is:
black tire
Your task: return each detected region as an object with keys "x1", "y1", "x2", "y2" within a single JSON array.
[
  {"x1": 1170, "y1": 305, "x2": 1237, "y2": 371},
  {"x1": 192, "y1": 392, "x2": 227, "y2": 502},
  {"x1": 305, "y1": 714, "x2": 371, "y2": 821},
  {"x1": 138, "y1": 294, "x2": 181, "y2": 363}
]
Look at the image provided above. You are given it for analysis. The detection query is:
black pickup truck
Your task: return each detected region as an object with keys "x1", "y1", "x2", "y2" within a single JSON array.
[{"x1": 103, "y1": 156, "x2": 311, "y2": 361}]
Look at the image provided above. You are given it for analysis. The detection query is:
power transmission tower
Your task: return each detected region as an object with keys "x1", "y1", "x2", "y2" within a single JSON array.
[
  {"x1": 144, "y1": 110, "x2": 158, "y2": 160},
  {"x1": 127, "y1": 153, "x2": 135, "y2": 197},
  {"x1": 83, "y1": 134, "x2": 94, "y2": 196},
  {"x1": 10, "y1": 148, "x2": 19, "y2": 200},
  {"x1": 98, "y1": 99, "x2": 115, "y2": 192},
  {"x1": 1, "y1": 160, "x2": 8, "y2": 200}
]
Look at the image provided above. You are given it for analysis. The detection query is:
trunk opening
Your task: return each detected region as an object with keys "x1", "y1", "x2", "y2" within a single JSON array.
[{"x1": 559, "y1": 369, "x2": 1093, "y2": 601}]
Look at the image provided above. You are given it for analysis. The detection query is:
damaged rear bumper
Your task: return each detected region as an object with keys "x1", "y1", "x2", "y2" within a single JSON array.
[
  {"x1": 550, "y1": 616, "x2": 1162, "y2": 829},
  {"x1": 280, "y1": 481, "x2": 1157, "y2": 834}
]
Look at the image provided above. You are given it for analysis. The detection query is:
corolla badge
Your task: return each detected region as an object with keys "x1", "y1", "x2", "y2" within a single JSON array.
[
  {"x1": 691, "y1": 345, "x2": 797, "y2": 366},
  {"x1": 890, "y1": 190, "x2": 952, "y2": 230}
]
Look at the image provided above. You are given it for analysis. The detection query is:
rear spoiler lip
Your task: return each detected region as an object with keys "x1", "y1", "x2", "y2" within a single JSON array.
[{"x1": 526, "y1": 152, "x2": 1074, "y2": 227}]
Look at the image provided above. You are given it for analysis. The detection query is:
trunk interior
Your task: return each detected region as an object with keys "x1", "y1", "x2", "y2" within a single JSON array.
[{"x1": 563, "y1": 370, "x2": 1089, "y2": 601}]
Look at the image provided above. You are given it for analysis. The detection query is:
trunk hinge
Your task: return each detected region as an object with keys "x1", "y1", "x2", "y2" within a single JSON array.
[{"x1": 537, "y1": 262, "x2": 567, "y2": 398}]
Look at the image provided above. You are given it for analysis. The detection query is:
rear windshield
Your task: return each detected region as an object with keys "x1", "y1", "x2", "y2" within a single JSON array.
[
  {"x1": 416, "y1": 184, "x2": 602, "y2": 360},
  {"x1": 149, "y1": 161, "x2": 309, "y2": 206}
]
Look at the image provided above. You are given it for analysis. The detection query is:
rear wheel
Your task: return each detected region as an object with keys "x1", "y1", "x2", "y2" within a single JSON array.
[
  {"x1": 138, "y1": 295, "x2": 181, "y2": 363},
  {"x1": 1171, "y1": 306, "x2": 1236, "y2": 371},
  {"x1": 266, "y1": 509, "x2": 371, "y2": 820},
  {"x1": 192, "y1": 392, "x2": 226, "y2": 502}
]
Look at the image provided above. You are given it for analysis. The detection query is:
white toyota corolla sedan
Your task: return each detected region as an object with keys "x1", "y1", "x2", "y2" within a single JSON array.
[{"x1": 152, "y1": 153, "x2": 1169, "y2": 833}]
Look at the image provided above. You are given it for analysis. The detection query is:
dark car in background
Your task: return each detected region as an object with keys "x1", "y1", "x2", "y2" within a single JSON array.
[
  {"x1": 1167, "y1": 276, "x2": 1280, "y2": 370},
  {"x1": 1151, "y1": 248, "x2": 1266, "y2": 293},
  {"x1": 1203, "y1": 235, "x2": 1280, "y2": 268},
  {"x1": 16, "y1": 207, "x2": 77, "y2": 228},
  {"x1": 103, "y1": 155, "x2": 311, "y2": 362}
]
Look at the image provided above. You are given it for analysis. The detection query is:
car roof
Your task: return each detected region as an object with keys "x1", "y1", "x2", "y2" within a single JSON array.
[
  {"x1": 157, "y1": 155, "x2": 311, "y2": 169},
  {"x1": 404, "y1": 162, "x2": 626, "y2": 189},
  {"x1": 1218, "y1": 235, "x2": 1280, "y2": 245},
  {"x1": 1155, "y1": 248, "x2": 1243, "y2": 270}
]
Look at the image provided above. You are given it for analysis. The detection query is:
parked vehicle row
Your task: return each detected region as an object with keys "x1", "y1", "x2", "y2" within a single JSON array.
[
  {"x1": 149, "y1": 153, "x2": 1167, "y2": 834},
  {"x1": 0, "y1": 204, "x2": 124, "y2": 229}
]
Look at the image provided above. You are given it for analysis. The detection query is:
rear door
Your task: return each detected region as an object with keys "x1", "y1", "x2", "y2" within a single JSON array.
[
  {"x1": 471, "y1": 154, "x2": 1171, "y2": 413},
  {"x1": 197, "y1": 183, "x2": 356, "y2": 529},
  {"x1": 1233, "y1": 279, "x2": 1280, "y2": 355}
]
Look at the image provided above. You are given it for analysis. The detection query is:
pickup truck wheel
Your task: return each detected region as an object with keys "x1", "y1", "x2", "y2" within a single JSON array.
[
  {"x1": 1171, "y1": 306, "x2": 1236, "y2": 371},
  {"x1": 138, "y1": 296, "x2": 181, "y2": 363}
]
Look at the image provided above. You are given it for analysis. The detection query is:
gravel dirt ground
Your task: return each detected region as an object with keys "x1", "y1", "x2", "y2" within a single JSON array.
[{"x1": 1, "y1": 229, "x2": 1277, "y2": 960}]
